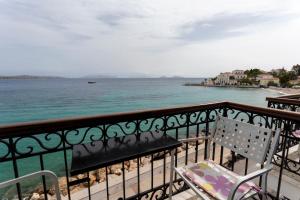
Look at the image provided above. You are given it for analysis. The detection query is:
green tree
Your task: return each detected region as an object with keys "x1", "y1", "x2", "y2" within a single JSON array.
[
  {"x1": 272, "y1": 68, "x2": 286, "y2": 77},
  {"x1": 267, "y1": 81, "x2": 278, "y2": 87},
  {"x1": 278, "y1": 71, "x2": 291, "y2": 87},
  {"x1": 244, "y1": 68, "x2": 262, "y2": 78},
  {"x1": 292, "y1": 64, "x2": 300, "y2": 76},
  {"x1": 288, "y1": 70, "x2": 297, "y2": 80}
]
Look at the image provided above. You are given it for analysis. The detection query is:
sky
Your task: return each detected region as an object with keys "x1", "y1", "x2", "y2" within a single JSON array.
[{"x1": 0, "y1": 0, "x2": 300, "y2": 78}]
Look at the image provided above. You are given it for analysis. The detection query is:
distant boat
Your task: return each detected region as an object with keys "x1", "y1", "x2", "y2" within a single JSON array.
[{"x1": 88, "y1": 81, "x2": 96, "y2": 84}]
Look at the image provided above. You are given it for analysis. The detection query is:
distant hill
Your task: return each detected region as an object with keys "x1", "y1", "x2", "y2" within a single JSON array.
[{"x1": 0, "y1": 75, "x2": 65, "y2": 80}]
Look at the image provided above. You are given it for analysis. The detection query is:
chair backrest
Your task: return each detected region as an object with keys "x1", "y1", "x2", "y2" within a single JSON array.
[{"x1": 212, "y1": 116, "x2": 274, "y2": 164}]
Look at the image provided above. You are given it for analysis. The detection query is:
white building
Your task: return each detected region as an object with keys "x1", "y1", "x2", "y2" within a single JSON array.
[
  {"x1": 232, "y1": 70, "x2": 247, "y2": 79},
  {"x1": 215, "y1": 70, "x2": 246, "y2": 85}
]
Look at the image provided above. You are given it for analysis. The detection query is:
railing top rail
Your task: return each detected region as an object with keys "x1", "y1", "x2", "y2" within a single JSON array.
[
  {"x1": 227, "y1": 102, "x2": 300, "y2": 122},
  {"x1": 0, "y1": 101, "x2": 225, "y2": 137},
  {"x1": 277, "y1": 93, "x2": 300, "y2": 99},
  {"x1": 266, "y1": 96, "x2": 300, "y2": 106}
]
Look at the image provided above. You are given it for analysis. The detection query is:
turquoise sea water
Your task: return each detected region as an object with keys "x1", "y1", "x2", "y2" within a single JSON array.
[
  {"x1": 0, "y1": 78, "x2": 281, "y2": 197},
  {"x1": 0, "y1": 78, "x2": 280, "y2": 125}
]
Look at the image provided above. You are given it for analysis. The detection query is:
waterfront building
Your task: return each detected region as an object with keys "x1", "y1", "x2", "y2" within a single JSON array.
[
  {"x1": 214, "y1": 70, "x2": 246, "y2": 85},
  {"x1": 256, "y1": 74, "x2": 280, "y2": 87}
]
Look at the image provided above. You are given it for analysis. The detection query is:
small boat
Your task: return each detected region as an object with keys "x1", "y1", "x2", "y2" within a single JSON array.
[{"x1": 88, "y1": 81, "x2": 96, "y2": 84}]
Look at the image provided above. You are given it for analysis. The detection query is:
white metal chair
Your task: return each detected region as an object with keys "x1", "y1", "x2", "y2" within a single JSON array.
[
  {"x1": 169, "y1": 116, "x2": 281, "y2": 200},
  {"x1": 0, "y1": 170, "x2": 61, "y2": 200}
]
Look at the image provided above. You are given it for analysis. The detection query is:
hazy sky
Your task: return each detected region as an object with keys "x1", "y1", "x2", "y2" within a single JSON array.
[{"x1": 0, "y1": 0, "x2": 300, "y2": 77}]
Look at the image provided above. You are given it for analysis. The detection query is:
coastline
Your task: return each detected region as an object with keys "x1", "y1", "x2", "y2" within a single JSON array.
[
  {"x1": 264, "y1": 87, "x2": 300, "y2": 95},
  {"x1": 184, "y1": 83, "x2": 300, "y2": 96},
  {"x1": 184, "y1": 83, "x2": 259, "y2": 88}
]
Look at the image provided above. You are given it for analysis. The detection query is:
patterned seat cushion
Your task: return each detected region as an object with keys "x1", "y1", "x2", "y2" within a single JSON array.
[{"x1": 177, "y1": 160, "x2": 260, "y2": 200}]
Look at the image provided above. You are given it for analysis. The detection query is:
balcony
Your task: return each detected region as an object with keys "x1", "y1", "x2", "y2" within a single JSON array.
[{"x1": 1, "y1": 101, "x2": 300, "y2": 200}]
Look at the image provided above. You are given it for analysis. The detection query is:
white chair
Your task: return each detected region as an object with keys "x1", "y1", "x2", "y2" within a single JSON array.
[
  {"x1": 0, "y1": 170, "x2": 61, "y2": 200},
  {"x1": 169, "y1": 116, "x2": 281, "y2": 200}
]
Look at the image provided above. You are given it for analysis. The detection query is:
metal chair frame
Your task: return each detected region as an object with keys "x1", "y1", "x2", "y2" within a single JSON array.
[
  {"x1": 0, "y1": 170, "x2": 61, "y2": 200},
  {"x1": 169, "y1": 116, "x2": 281, "y2": 200}
]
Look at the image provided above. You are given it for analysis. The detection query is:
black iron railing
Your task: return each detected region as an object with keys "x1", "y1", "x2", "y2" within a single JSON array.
[
  {"x1": 266, "y1": 94, "x2": 300, "y2": 111},
  {"x1": 1, "y1": 101, "x2": 300, "y2": 200}
]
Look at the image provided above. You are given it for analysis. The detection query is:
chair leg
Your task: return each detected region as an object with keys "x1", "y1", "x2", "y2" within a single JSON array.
[
  {"x1": 261, "y1": 174, "x2": 268, "y2": 200},
  {"x1": 169, "y1": 150, "x2": 175, "y2": 200}
]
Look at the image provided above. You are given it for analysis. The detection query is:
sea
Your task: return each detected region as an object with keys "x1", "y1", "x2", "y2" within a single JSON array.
[
  {"x1": 0, "y1": 78, "x2": 281, "y2": 197},
  {"x1": 0, "y1": 78, "x2": 280, "y2": 125}
]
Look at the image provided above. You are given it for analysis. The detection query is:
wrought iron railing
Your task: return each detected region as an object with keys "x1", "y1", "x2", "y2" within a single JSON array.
[
  {"x1": 266, "y1": 94, "x2": 300, "y2": 111},
  {"x1": 1, "y1": 101, "x2": 300, "y2": 200}
]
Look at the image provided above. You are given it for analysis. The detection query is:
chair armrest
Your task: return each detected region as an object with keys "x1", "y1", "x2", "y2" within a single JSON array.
[
  {"x1": 179, "y1": 136, "x2": 211, "y2": 143},
  {"x1": 228, "y1": 165, "x2": 273, "y2": 200}
]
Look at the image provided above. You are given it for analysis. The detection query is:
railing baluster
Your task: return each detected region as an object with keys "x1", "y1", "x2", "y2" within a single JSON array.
[
  {"x1": 163, "y1": 151, "x2": 166, "y2": 186},
  {"x1": 39, "y1": 154, "x2": 48, "y2": 200},
  {"x1": 105, "y1": 166, "x2": 109, "y2": 200},
  {"x1": 9, "y1": 137, "x2": 22, "y2": 200},
  {"x1": 175, "y1": 128, "x2": 178, "y2": 180},
  {"x1": 87, "y1": 172, "x2": 91, "y2": 200},
  {"x1": 195, "y1": 124, "x2": 199, "y2": 163},
  {"x1": 62, "y1": 131, "x2": 71, "y2": 200},
  {"x1": 185, "y1": 114, "x2": 190, "y2": 165},
  {"x1": 122, "y1": 161, "x2": 126, "y2": 199},
  {"x1": 244, "y1": 158, "x2": 248, "y2": 175},
  {"x1": 137, "y1": 158, "x2": 140, "y2": 199},
  {"x1": 276, "y1": 121, "x2": 289, "y2": 199},
  {"x1": 151, "y1": 154, "x2": 154, "y2": 190},
  {"x1": 220, "y1": 147, "x2": 224, "y2": 166},
  {"x1": 212, "y1": 142, "x2": 216, "y2": 161}
]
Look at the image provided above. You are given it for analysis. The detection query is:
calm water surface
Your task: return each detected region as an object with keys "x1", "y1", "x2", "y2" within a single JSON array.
[{"x1": 0, "y1": 78, "x2": 280, "y2": 125}]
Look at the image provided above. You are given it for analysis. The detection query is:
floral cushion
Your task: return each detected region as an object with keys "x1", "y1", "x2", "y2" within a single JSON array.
[
  {"x1": 292, "y1": 130, "x2": 300, "y2": 138},
  {"x1": 178, "y1": 160, "x2": 260, "y2": 200}
]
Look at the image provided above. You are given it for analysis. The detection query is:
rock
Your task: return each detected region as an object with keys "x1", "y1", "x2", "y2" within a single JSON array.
[
  {"x1": 152, "y1": 152, "x2": 165, "y2": 160},
  {"x1": 109, "y1": 164, "x2": 122, "y2": 174},
  {"x1": 30, "y1": 193, "x2": 40, "y2": 200},
  {"x1": 181, "y1": 145, "x2": 188, "y2": 150},
  {"x1": 33, "y1": 185, "x2": 44, "y2": 195},
  {"x1": 83, "y1": 174, "x2": 97, "y2": 187},
  {"x1": 124, "y1": 161, "x2": 130, "y2": 170},
  {"x1": 76, "y1": 174, "x2": 85, "y2": 180},
  {"x1": 140, "y1": 157, "x2": 150, "y2": 166},
  {"x1": 128, "y1": 160, "x2": 137, "y2": 172},
  {"x1": 92, "y1": 168, "x2": 106, "y2": 182},
  {"x1": 38, "y1": 194, "x2": 52, "y2": 200},
  {"x1": 177, "y1": 147, "x2": 182, "y2": 153},
  {"x1": 48, "y1": 177, "x2": 69, "y2": 196},
  {"x1": 114, "y1": 168, "x2": 122, "y2": 176}
]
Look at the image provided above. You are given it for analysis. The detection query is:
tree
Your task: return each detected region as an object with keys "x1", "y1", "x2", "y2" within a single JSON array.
[
  {"x1": 292, "y1": 64, "x2": 300, "y2": 76},
  {"x1": 238, "y1": 78, "x2": 252, "y2": 85},
  {"x1": 272, "y1": 68, "x2": 286, "y2": 77},
  {"x1": 267, "y1": 81, "x2": 278, "y2": 87},
  {"x1": 278, "y1": 71, "x2": 291, "y2": 87},
  {"x1": 244, "y1": 68, "x2": 262, "y2": 78},
  {"x1": 288, "y1": 70, "x2": 297, "y2": 80}
]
